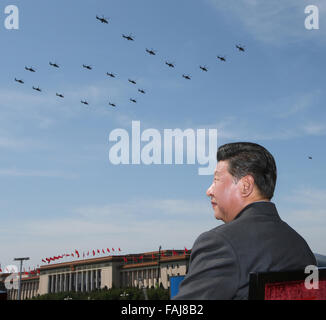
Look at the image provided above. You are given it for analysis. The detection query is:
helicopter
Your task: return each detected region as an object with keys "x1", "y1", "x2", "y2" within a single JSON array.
[
  {"x1": 96, "y1": 15, "x2": 109, "y2": 24},
  {"x1": 25, "y1": 66, "x2": 36, "y2": 72},
  {"x1": 32, "y1": 86, "x2": 42, "y2": 92},
  {"x1": 138, "y1": 89, "x2": 145, "y2": 94},
  {"x1": 106, "y1": 72, "x2": 116, "y2": 78},
  {"x1": 122, "y1": 34, "x2": 134, "y2": 41},
  {"x1": 217, "y1": 56, "x2": 226, "y2": 62},
  {"x1": 109, "y1": 102, "x2": 116, "y2": 107},
  {"x1": 128, "y1": 79, "x2": 136, "y2": 85},
  {"x1": 146, "y1": 48, "x2": 156, "y2": 55},
  {"x1": 56, "y1": 93, "x2": 64, "y2": 98},
  {"x1": 165, "y1": 61, "x2": 175, "y2": 68},
  {"x1": 49, "y1": 62, "x2": 60, "y2": 68},
  {"x1": 130, "y1": 98, "x2": 137, "y2": 103},
  {"x1": 182, "y1": 74, "x2": 191, "y2": 80},
  {"x1": 14, "y1": 78, "x2": 24, "y2": 84},
  {"x1": 199, "y1": 65, "x2": 208, "y2": 72},
  {"x1": 82, "y1": 64, "x2": 92, "y2": 70},
  {"x1": 236, "y1": 44, "x2": 245, "y2": 52},
  {"x1": 81, "y1": 100, "x2": 89, "y2": 105}
]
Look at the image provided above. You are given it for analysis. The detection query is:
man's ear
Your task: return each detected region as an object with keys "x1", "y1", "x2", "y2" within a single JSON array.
[{"x1": 239, "y1": 175, "x2": 255, "y2": 197}]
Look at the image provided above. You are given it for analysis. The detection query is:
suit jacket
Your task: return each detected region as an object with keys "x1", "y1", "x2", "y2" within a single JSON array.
[{"x1": 173, "y1": 201, "x2": 317, "y2": 300}]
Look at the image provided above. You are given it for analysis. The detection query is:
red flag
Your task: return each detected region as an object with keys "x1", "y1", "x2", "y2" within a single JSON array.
[
  {"x1": 152, "y1": 254, "x2": 155, "y2": 259},
  {"x1": 184, "y1": 247, "x2": 189, "y2": 252},
  {"x1": 123, "y1": 257, "x2": 127, "y2": 263},
  {"x1": 112, "y1": 248, "x2": 115, "y2": 252},
  {"x1": 87, "y1": 251, "x2": 89, "y2": 256},
  {"x1": 139, "y1": 255, "x2": 143, "y2": 260},
  {"x1": 75, "y1": 250, "x2": 80, "y2": 258},
  {"x1": 93, "y1": 250, "x2": 95, "y2": 256},
  {"x1": 97, "y1": 249, "x2": 100, "y2": 254},
  {"x1": 107, "y1": 248, "x2": 110, "y2": 253},
  {"x1": 71, "y1": 253, "x2": 74, "y2": 257},
  {"x1": 102, "y1": 249, "x2": 105, "y2": 254},
  {"x1": 42, "y1": 259, "x2": 46, "y2": 263},
  {"x1": 172, "y1": 250, "x2": 177, "y2": 256},
  {"x1": 161, "y1": 251, "x2": 165, "y2": 257},
  {"x1": 118, "y1": 248, "x2": 121, "y2": 251}
]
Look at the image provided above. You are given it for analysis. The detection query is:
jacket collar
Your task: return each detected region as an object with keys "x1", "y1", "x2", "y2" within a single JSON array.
[{"x1": 233, "y1": 201, "x2": 279, "y2": 221}]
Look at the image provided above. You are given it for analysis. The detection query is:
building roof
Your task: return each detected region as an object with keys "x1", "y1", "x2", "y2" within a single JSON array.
[{"x1": 39, "y1": 250, "x2": 190, "y2": 271}]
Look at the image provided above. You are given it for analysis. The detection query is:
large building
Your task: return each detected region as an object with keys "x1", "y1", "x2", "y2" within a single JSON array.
[{"x1": 0, "y1": 249, "x2": 190, "y2": 300}]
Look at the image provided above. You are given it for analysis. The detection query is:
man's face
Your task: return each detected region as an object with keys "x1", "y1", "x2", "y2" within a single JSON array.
[{"x1": 206, "y1": 160, "x2": 242, "y2": 222}]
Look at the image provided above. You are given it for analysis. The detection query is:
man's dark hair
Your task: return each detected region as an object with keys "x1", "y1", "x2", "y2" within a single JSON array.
[{"x1": 216, "y1": 142, "x2": 277, "y2": 200}]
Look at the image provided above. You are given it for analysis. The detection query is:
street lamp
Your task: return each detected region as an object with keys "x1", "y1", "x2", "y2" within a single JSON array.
[
  {"x1": 157, "y1": 246, "x2": 161, "y2": 287},
  {"x1": 14, "y1": 257, "x2": 30, "y2": 300},
  {"x1": 138, "y1": 278, "x2": 148, "y2": 300}
]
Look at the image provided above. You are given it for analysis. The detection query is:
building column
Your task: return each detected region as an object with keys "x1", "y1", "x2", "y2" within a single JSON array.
[
  {"x1": 90, "y1": 270, "x2": 94, "y2": 291},
  {"x1": 75, "y1": 273, "x2": 78, "y2": 292},
  {"x1": 57, "y1": 274, "x2": 60, "y2": 293},
  {"x1": 80, "y1": 271, "x2": 84, "y2": 292},
  {"x1": 63, "y1": 273, "x2": 66, "y2": 292},
  {"x1": 85, "y1": 271, "x2": 89, "y2": 292},
  {"x1": 51, "y1": 275, "x2": 55, "y2": 293},
  {"x1": 69, "y1": 273, "x2": 72, "y2": 291}
]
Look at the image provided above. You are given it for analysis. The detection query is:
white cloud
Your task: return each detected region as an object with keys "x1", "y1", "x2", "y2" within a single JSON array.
[
  {"x1": 0, "y1": 198, "x2": 217, "y2": 267},
  {"x1": 0, "y1": 168, "x2": 78, "y2": 179},
  {"x1": 302, "y1": 123, "x2": 326, "y2": 135},
  {"x1": 278, "y1": 186, "x2": 326, "y2": 255},
  {"x1": 0, "y1": 136, "x2": 44, "y2": 150},
  {"x1": 207, "y1": 0, "x2": 326, "y2": 45}
]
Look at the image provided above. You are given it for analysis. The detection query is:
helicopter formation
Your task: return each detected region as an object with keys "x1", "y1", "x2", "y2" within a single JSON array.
[{"x1": 14, "y1": 15, "x2": 246, "y2": 109}]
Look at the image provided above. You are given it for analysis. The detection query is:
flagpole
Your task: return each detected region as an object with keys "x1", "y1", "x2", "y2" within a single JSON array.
[
  {"x1": 157, "y1": 246, "x2": 161, "y2": 287},
  {"x1": 14, "y1": 257, "x2": 29, "y2": 300}
]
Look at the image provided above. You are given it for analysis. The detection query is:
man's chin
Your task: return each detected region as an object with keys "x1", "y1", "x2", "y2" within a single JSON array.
[{"x1": 213, "y1": 209, "x2": 227, "y2": 223}]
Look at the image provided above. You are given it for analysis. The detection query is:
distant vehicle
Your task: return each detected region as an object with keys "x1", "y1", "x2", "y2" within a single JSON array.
[
  {"x1": 165, "y1": 61, "x2": 175, "y2": 68},
  {"x1": 146, "y1": 48, "x2": 156, "y2": 56},
  {"x1": 25, "y1": 66, "x2": 36, "y2": 72},
  {"x1": 308, "y1": 156, "x2": 312, "y2": 160},
  {"x1": 199, "y1": 65, "x2": 208, "y2": 72},
  {"x1": 32, "y1": 86, "x2": 42, "y2": 92},
  {"x1": 182, "y1": 74, "x2": 191, "y2": 80},
  {"x1": 128, "y1": 79, "x2": 136, "y2": 85},
  {"x1": 130, "y1": 98, "x2": 137, "y2": 103},
  {"x1": 106, "y1": 72, "x2": 116, "y2": 78},
  {"x1": 49, "y1": 62, "x2": 60, "y2": 68},
  {"x1": 236, "y1": 44, "x2": 245, "y2": 52},
  {"x1": 122, "y1": 34, "x2": 134, "y2": 41},
  {"x1": 56, "y1": 93, "x2": 64, "y2": 98},
  {"x1": 109, "y1": 102, "x2": 116, "y2": 107},
  {"x1": 82, "y1": 64, "x2": 92, "y2": 70},
  {"x1": 217, "y1": 56, "x2": 226, "y2": 62},
  {"x1": 96, "y1": 15, "x2": 109, "y2": 24},
  {"x1": 14, "y1": 78, "x2": 24, "y2": 84},
  {"x1": 138, "y1": 89, "x2": 145, "y2": 94},
  {"x1": 81, "y1": 100, "x2": 89, "y2": 105}
]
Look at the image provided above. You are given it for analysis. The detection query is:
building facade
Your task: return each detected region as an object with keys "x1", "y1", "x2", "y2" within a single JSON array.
[{"x1": 1, "y1": 249, "x2": 190, "y2": 300}]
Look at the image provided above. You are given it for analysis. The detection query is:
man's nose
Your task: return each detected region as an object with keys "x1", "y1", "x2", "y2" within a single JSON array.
[{"x1": 206, "y1": 183, "x2": 213, "y2": 197}]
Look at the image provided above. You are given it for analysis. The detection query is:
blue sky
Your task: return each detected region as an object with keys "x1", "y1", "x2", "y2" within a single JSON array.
[{"x1": 0, "y1": 0, "x2": 325, "y2": 270}]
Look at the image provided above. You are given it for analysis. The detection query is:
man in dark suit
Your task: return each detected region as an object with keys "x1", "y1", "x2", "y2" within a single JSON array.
[{"x1": 173, "y1": 142, "x2": 316, "y2": 300}]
